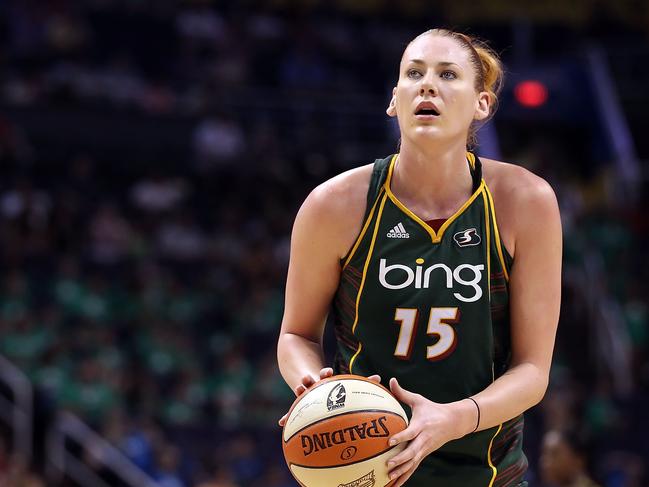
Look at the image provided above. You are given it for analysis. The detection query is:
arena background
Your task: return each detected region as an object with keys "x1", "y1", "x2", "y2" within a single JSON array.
[{"x1": 0, "y1": 1, "x2": 648, "y2": 486}]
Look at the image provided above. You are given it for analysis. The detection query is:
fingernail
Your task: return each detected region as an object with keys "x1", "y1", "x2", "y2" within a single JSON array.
[
  {"x1": 389, "y1": 439, "x2": 397, "y2": 446},
  {"x1": 390, "y1": 473, "x2": 396, "y2": 480},
  {"x1": 387, "y1": 461, "x2": 394, "y2": 468}
]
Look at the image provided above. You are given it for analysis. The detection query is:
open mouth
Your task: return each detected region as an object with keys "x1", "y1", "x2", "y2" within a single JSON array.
[
  {"x1": 414, "y1": 102, "x2": 440, "y2": 117},
  {"x1": 415, "y1": 108, "x2": 440, "y2": 116}
]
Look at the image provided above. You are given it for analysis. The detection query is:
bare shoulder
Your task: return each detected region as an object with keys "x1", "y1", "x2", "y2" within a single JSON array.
[
  {"x1": 295, "y1": 163, "x2": 374, "y2": 259},
  {"x1": 310, "y1": 163, "x2": 373, "y2": 209},
  {"x1": 481, "y1": 158, "x2": 556, "y2": 201},
  {"x1": 480, "y1": 158, "x2": 560, "y2": 256}
]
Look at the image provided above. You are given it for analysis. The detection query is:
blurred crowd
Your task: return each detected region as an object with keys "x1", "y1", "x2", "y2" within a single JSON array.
[
  {"x1": 1, "y1": 1, "x2": 648, "y2": 486},
  {"x1": 0, "y1": 146, "x2": 302, "y2": 485}
]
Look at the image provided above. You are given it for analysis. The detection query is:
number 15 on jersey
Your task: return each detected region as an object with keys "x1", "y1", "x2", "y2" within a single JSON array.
[{"x1": 393, "y1": 307, "x2": 460, "y2": 361}]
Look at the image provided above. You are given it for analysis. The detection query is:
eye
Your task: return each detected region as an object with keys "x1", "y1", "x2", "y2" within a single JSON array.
[
  {"x1": 440, "y1": 70, "x2": 457, "y2": 80},
  {"x1": 407, "y1": 69, "x2": 423, "y2": 79}
]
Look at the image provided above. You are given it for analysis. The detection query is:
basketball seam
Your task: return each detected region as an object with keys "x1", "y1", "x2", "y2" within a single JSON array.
[{"x1": 288, "y1": 443, "x2": 403, "y2": 470}]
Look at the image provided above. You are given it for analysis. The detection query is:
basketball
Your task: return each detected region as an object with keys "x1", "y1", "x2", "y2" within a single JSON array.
[{"x1": 282, "y1": 375, "x2": 409, "y2": 487}]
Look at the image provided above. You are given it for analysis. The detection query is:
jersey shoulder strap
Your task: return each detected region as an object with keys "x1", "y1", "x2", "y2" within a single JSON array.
[
  {"x1": 363, "y1": 154, "x2": 393, "y2": 221},
  {"x1": 470, "y1": 152, "x2": 483, "y2": 193}
]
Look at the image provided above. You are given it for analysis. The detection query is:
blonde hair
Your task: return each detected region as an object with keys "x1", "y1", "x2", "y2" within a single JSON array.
[{"x1": 408, "y1": 29, "x2": 504, "y2": 148}]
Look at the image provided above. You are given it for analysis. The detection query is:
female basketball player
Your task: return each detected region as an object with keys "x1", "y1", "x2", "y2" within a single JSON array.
[{"x1": 277, "y1": 29, "x2": 561, "y2": 487}]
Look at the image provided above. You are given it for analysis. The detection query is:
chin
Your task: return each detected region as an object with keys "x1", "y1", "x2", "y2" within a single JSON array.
[
  {"x1": 410, "y1": 124, "x2": 441, "y2": 135},
  {"x1": 408, "y1": 126, "x2": 447, "y2": 143}
]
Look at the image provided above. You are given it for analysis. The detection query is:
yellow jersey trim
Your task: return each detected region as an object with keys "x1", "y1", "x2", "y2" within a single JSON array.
[
  {"x1": 484, "y1": 185, "x2": 510, "y2": 282},
  {"x1": 487, "y1": 423, "x2": 503, "y2": 487},
  {"x1": 342, "y1": 188, "x2": 385, "y2": 270},
  {"x1": 384, "y1": 154, "x2": 486, "y2": 244},
  {"x1": 349, "y1": 342, "x2": 363, "y2": 373},
  {"x1": 481, "y1": 190, "x2": 491, "y2": 301},
  {"x1": 467, "y1": 151, "x2": 476, "y2": 170},
  {"x1": 352, "y1": 192, "x2": 388, "y2": 334}
]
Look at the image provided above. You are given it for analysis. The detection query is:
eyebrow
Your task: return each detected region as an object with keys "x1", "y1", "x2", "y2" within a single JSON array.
[{"x1": 407, "y1": 59, "x2": 461, "y2": 68}]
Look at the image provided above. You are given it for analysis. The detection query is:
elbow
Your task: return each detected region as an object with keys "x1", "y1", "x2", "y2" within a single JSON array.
[
  {"x1": 276, "y1": 331, "x2": 322, "y2": 366},
  {"x1": 276, "y1": 332, "x2": 291, "y2": 367},
  {"x1": 277, "y1": 329, "x2": 297, "y2": 356},
  {"x1": 511, "y1": 361, "x2": 550, "y2": 408},
  {"x1": 277, "y1": 330, "x2": 287, "y2": 349},
  {"x1": 276, "y1": 333, "x2": 295, "y2": 383},
  {"x1": 531, "y1": 367, "x2": 550, "y2": 407}
]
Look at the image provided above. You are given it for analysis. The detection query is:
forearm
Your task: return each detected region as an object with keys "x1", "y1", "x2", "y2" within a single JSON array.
[
  {"x1": 277, "y1": 332, "x2": 326, "y2": 392},
  {"x1": 449, "y1": 362, "x2": 548, "y2": 437}
]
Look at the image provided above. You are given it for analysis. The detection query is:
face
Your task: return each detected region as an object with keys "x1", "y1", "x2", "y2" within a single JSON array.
[
  {"x1": 540, "y1": 431, "x2": 582, "y2": 485},
  {"x1": 387, "y1": 34, "x2": 490, "y2": 146}
]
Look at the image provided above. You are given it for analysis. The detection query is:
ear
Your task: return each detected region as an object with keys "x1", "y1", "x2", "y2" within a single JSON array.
[
  {"x1": 386, "y1": 87, "x2": 397, "y2": 117},
  {"x1": 473, "y1": 91, "x2": 491, "y2": 121}
]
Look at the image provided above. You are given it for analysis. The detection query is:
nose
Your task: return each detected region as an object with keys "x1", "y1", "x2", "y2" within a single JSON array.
[
  {"x1": 420, "y1": 72, "x2": 437, "y2": 96},
  {"x1": 420, "y1": 84, "x2": 436, "y2": 96}
]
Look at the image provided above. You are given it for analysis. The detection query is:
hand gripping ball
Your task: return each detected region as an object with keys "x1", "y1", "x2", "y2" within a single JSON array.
[{"x1": 282, "y1": 375, "x2": 408, "y2": 487}]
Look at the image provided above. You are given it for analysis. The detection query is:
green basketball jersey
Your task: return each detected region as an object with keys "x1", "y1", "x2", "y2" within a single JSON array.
[{"x1": 332, "y1": 154, "x2": 527, "y2": 487}]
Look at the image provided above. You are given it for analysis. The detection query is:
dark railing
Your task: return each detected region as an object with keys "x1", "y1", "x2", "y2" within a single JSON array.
[
  {"x1": 0, "y1": 354, "x2": 33, "y2": 462},
  {"x1": 0, "y1": 353, "x2": 159, "y2": 487}
]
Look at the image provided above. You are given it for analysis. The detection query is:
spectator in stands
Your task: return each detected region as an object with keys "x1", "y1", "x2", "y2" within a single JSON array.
[
  {"x1": 251, "y1": 464, "x2": 295, "y2": 487},
  {"x1": 192, "y1": 115, "x2": 245, "y2": 172},
  {"x1": 540, "y1": 429, "x2": 601, "y2": 487},
  {"x1": 130, "y1": 171, "x2": 190, "y2": 214},
  {"x1": 0, "y1": 435, "x2": 8, "y2": 477},
  {"x1": 0, "y1": 180, "x2": 52, "y2": 237},
  {"x1": 0, "y1": 452, "x2": 45, "y2": 487},
  {"x1": 152, "y1": 444, "x2": 186, "y2": 487},
  {"x1": 156, "y1": 210, "x2": 207, "y2": 261},
  {"x1": 87, "y1": 202, "x2": 134, "y2": 265},
  {"x1": 196, "y1": 462, "x2": 240, "y2": 487},
  {"x1": 227, "y1": 433, "x2": 264, "y2": 485},
  {"x1": 59, "y1": 356, "x2": 120, "y2": 426}
]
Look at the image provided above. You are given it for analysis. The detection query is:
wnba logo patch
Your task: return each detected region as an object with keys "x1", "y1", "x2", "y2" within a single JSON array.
[
  {"x1": 453, "y1": 228, "x2": 481, "y2": 247},
  {"x1": 327, "y1": 383, "x2": 346, "y2": 411},
  {"x1": 338, "y1": 470, "x2": 375, "y2": 487}
]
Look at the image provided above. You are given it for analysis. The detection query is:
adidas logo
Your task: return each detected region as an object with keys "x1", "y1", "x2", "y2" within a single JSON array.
[{"x1": 387, "y1": 222, "x2": 409, "y2": 239}]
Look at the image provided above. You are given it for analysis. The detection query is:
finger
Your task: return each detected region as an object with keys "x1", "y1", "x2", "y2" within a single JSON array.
[
  {"x1": 294, "y1": 384, "x2": 306, "y2": 396},
  {"x1": 389, "y1": 377, "x2": 419, "y2": 405},
  {"x1": 367, "y1": 374, "x2": 381, "y2": 383},
  {"x1": 392, "y1": 463, "x2": 417, "y2": 487},
  {"x1": 301, "y1": 374, "x2": 317, "y2": 388},
  {"x1": 389, "y1": 458, "x2": 416, "y2": 485},
  {"x1": 278, "y1": 413, "x2": 288, "y2": 427},
  {"x1": 388, "y1": 422, "x2": 419, "y2": 447},
  {"x1": 319, "y1": 367, "x2": 334, "y2": 379},
  {"x1": 388, "y1": 431, "x2": 427, "y2": 467},
  {"x1": 386, "y1": 443, "x2": 415, "y2": 469},
  {"x1": 397, "y1": 462, "x2": 421, "y2": 487}
]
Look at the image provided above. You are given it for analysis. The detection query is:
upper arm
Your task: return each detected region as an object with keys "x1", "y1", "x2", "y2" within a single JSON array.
[
  {"x1": 507, "y1": 176, "x2": 562, "y2": 377},
  {"x1": 280, "y1": 171, "x2": 369, "y2": 343}
]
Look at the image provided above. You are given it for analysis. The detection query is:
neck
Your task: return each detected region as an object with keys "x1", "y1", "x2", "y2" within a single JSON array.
[{"x1": 392, "y1": 138, "x2": 474, "y2": 213}]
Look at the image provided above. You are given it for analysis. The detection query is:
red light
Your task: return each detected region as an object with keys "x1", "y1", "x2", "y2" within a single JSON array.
[{"x1": 514, "y1": 80, "x2": 548, "y2": 108}]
